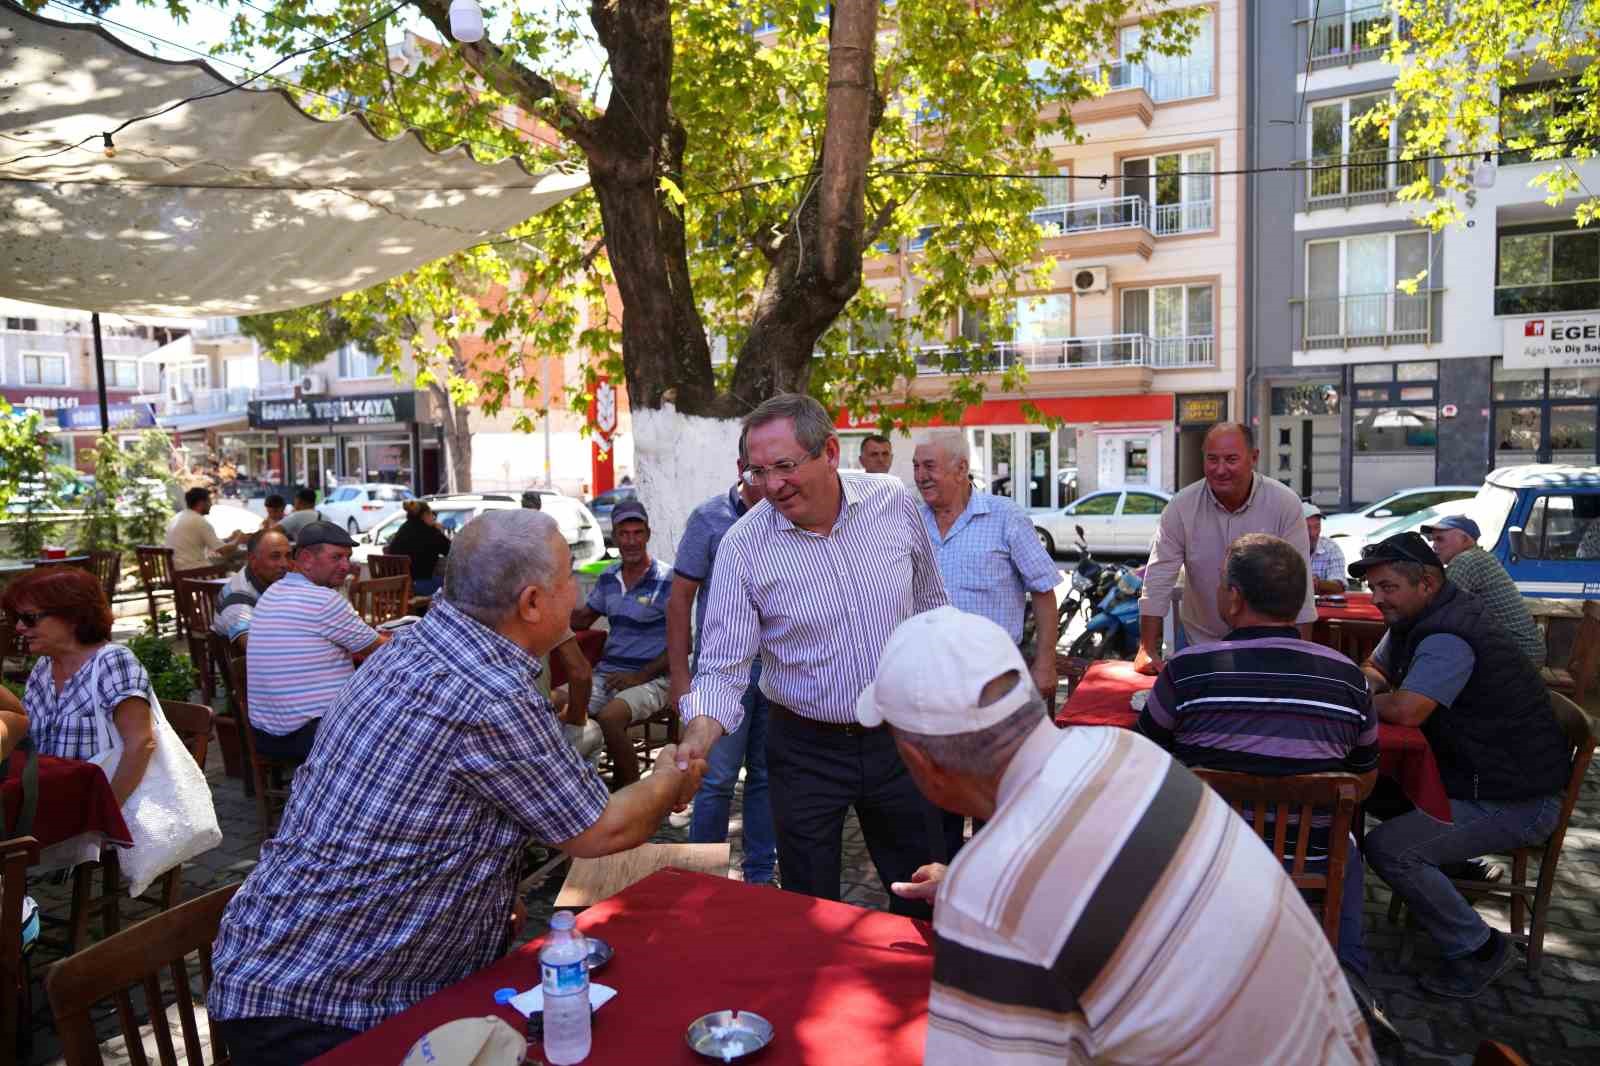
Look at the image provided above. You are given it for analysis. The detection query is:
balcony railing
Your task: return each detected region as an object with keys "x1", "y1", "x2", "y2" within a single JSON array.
[
  {"x1": 1086, "y1": 59, "x2": 1212, "y2": 103},
  {"x1": 1306, "y1": 149, "x2": 1425, "y2": 204},
  {"x1": 1302, "y1": 291, "x2": 1436, "y2": 349},
  {"x1": 1032, "y1": 195, "x2": 1146, "y2": 236},
  {"x1": 1308, "y1": 4, "x2": 1400, "y2": 68},
  {"x1": 140, "y1": 386, "x2": 255, "y2": 417},
  {"x1": 913, "y1": 333, "x2": 1215, "y2": 375},
  {"x1": 1153, "y1": 199, "x2": 1213, "y2": 235},
  {"x1": 1494, "y1": 280, "x2": 1600, "y2": 317}
]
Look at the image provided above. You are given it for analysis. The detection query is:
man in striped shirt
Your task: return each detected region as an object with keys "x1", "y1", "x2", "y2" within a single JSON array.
[
  {"x1": 678, "y1": 393, "x2": 955, "y2": 916},
  {"x1": 246, "y1": 522, "x2": 384, "y2": 762},
  {"x1": 867, "y1": 607, "x2": 1375, "y2": 1065},
  {"x1": 1136, "y1": 533, "x2": 1378, "y2": 985}
]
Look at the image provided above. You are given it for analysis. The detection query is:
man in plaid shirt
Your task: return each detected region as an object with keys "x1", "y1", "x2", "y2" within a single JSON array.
[{"x1": 209, "y1": 510, "x2": 706, "y2": 1065}]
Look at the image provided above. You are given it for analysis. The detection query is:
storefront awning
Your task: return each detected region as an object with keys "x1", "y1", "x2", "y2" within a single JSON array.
[
  {"x1": 0, "y1": 3, "x2": 588, "y2": 318},
  {"x1": 157, "y1": 411, "x2": 250, "y2": 433}
]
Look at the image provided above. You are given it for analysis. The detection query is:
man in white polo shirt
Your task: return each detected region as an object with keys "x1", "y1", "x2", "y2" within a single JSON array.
[{"x1": 246, "y1": 522, "x2": 385, "y2": 762}]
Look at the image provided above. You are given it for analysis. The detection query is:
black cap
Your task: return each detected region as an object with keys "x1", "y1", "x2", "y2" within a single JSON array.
[
  {"x1": 1347, "y1": 531, "x2": 1442, "y2": 580},
  {"x1": 611, "y1": 499, "x2": 649, "y2": 527},
  {"x1": 294, "y1": 520, "x2": 358, "y2": 550}
]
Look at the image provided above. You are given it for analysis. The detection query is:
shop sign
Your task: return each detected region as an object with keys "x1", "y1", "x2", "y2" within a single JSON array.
[
  {"x1": 1177, "y1": 392, "x2": 1228, "y2": 426},
  {"x1": 24, "y1": 394, "x2": 78, "y2": 411},
  {"x1": 248, "y1": 392, "x2": 416, "y2": 428},
  {"x1": 56, "y1": 403, "x2": 157, "y2": 431},
  {"x1": 1503, "y1": 312, "x2": 1600, "y2": 370}
]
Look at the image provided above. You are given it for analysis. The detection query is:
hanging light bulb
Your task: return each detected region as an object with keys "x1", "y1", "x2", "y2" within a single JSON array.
[
  {"x1": 101, "y1": 132, "x2": 116, "y2": 159},
  {"x1": 1474, "y1": 150, "x2": 1497, "y2": 189},
  {"x1": 1098, "y1": 174, "x2": 1108, "y2": 190},
  {"x1": 449, "y1": 0, "x2": 484, "y2": 43}
]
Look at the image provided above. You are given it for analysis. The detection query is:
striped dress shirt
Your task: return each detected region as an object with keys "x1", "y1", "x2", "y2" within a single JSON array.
[
  {"x1": 926, "y1": 720, "x2": 1375, "y2": 1065},
  {"x1": 246, "y1": 572, "x2": 378, "y2": 735},
  {"x1": 683, "y1": 470, "x2": 948, "y2": 730}
]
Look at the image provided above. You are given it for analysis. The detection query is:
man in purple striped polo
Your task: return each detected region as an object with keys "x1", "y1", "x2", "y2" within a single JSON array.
[
  {"x1": 1136, "y1": 534, "x2": 1379, "y2": 993},
  {"x1": 678, "y1": 393, "x2": 954, "y2": 917}
]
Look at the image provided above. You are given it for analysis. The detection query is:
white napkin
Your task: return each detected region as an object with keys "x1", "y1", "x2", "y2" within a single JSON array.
[
  {"x1": 508, "y1": 982, "x2": 618, "y2": 1017},
  {"x1": 1130, "y1": 690, "x2": 1149, "y2": 712}
]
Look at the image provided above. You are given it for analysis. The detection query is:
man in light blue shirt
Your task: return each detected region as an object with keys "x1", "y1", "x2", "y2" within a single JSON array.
[{"x1": 912, "y1": 430, "x2": 1060, "y2": 704}]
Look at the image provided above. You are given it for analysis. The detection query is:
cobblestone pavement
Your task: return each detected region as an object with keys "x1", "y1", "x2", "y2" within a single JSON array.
[{"x1": 18, "y1": 694, "x2": 1600, "y2": 1065}]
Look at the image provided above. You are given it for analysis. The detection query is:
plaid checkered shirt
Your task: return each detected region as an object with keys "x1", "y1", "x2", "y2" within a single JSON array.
[
  {"x1": 22, "y1": 645, "x2": 149, "y2": 760},
  {"x1": 208, "y1": 598, "x2": 610, "y2": 1031}
]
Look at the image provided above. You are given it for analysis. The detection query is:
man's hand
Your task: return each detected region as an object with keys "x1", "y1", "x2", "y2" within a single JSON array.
[
  {"x1": 1030, "y1": 656, "x2": 1058, "y2": 706},
  {"x1": 890, "y1": 863, "x2": 947, "y2": 903},
  {"x1": 509, "y1": 895, "x2": 527, "y2": 936},
  {"x1": 676, "y1": 714, "x2": 726, "y2": 770},
  {"x1": 652, "y1": 744, "x2": 708, "y2": 810},
  {"x1": 1132, "y1": 643, "x2": 1163, "y2": 676}
]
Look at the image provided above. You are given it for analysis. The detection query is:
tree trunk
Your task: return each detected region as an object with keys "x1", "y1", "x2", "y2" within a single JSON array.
[{"x1": 427, "y1": 380, "x2": 473, "y2": 493}]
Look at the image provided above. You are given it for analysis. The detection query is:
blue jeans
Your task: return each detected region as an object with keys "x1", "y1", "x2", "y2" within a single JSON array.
[
  {"x1": 1295, "y1": 840, "x2": 1368, "y2": 979},
  {"x1": 1367, "y1": 793, "x2": 1562, "y2": 959},
  {"x1": 690, "y1": 677, "x2": 777, "y2": 884}
]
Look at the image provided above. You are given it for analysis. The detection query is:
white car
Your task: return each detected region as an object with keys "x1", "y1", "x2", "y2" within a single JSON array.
[
  {"x1": 1033, "y1": 488, "x2": 1171, "y2": 556},
  {"x1": 315, "y1": 483, "x2": 416, "y2": 535},
  {"x1": 355, "y1": 492, "x2": 607, "y2": 568},
  {"x1": 1348, "y1": 504, "x2": 1449, "y2": 562},
  {"x1": 1320, "y1": 486, "x2": 1478, "y2": 549}
]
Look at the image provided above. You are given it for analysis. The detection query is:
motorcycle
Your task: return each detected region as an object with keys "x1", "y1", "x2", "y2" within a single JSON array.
[
  {"x1": 1064, "y1": 524, "x2": 1144, "y2": 660},
  {"x1": 1024, "y1": 525, "x2": 1132, "y2": 654}
]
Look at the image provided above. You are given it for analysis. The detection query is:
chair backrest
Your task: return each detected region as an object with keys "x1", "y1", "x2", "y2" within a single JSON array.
[
  {"x1": 209, "y1": 633, "x2": 240, "y2": 704},
  {"x1": 1545, "y1": 692, "x2": 1598, "y2": 849},
  {"x1": 47, "y1": 883, "x2": 240, "y2": 1066},
  {"x1": 161, "y1": 700, "x2": 215, "y2": 768},
  {"x1": 1193, "y1": 769, "x2": 1360, "y2": 950},
  {"x1": 1, "y1": 835, "x2": 41, "y2": 1057},
  {"x1": 88, "y1": 550, "x2": 122, "y2": 602},
  {"x1": 351, "y1": 575, "x2": 410, "y2": 627},
  {"x1": 136, "y1": 546, "x2": 177, "y2": 591},
  {"x1": 1564, "y1": 605, "x2": 1600, "y2": 704},
  {"x1": 1473, "y1": 1039, "x2": 1531, "y2": 1066},
  {"x1": 368, "y1": 553, "x2": 412, "y2": 581},
  {"x1": 174, "y1": 573, "x2": 224, "y2": 637}
]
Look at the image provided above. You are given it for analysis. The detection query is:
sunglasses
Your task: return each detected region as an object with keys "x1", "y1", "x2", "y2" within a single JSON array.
[{"x1": 11, "y1": 610, "x2": 52, "y2": 628}]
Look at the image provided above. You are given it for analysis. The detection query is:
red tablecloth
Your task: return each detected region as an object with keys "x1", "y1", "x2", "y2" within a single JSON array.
[
  {"x1": 1, "y1": 749, "x2": 131, "y2": 849},
  {"x1": 1316, "y1": 591, "x2": 1385, "y2": 625},
  {"x1": 311, "y1": 868, "x2": 934, "y2": 1065},
  {"x1": 1056, "y1": 660, "x2": 1451, "y2": 822}
]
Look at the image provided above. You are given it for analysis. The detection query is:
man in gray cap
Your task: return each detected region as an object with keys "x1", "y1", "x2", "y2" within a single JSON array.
[
  {"x1": 246, "y1": 521, "x2": 387, "y2": 761},
  {"x1": 1421, "y1": 514, "x2": 1544, "y2": 667},
  {"x1": 1304, "y1": 500, "x2": 1348, "y2": 595},
  {"x1": 864, "y1": 606, "x2": 1374, "y2": 1065}
]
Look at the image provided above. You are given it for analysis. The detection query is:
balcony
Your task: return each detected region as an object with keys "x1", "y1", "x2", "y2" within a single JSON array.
[
  {"x1": 1306, "y1": 4, "x2": 1403, "y2": 71},
  {"x1": 1494, "y1": 280, "x2": 1600, "y2": 317},
  {"x1": 1301, "y1": 291, "x2": 1438, "y2": 349},
  {"x1": 1032, "y1": 195, "x2": 1145, "y2": 236},
  {"x1": 1153, "y1": 199, "x2": 1213, "y2": 235},
  {"x1": 912, "y1": 333, "x2": 1215, "y2": 375},
  {"x1": 1305, "y1": 149, "x2": 1426, "y2": 209},
  {"x1": 138, "y1": 386, "x2": 254, "y2": 418},
  {"x1": 1089, "y1": 59, "x2": 1212, "y2": 103}
]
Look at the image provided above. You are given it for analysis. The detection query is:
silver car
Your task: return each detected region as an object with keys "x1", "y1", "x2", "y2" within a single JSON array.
[
  {"x1": 1032, "y1": 488, "x2": 1171, "y2": 557},
  {"x1": 355, "y1": 492, "x2": 606, "y2": 568}
]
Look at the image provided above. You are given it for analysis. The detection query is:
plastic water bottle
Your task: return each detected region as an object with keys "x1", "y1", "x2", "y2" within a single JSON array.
[{"x1": 540, "y1": 910, "x2": 591, "y2": 1064}]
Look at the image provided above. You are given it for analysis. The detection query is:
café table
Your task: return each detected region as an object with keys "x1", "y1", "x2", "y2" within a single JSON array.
[
  {"x1": 311, "y1": 868, "x2": 934, "y2": 1065},
  {"x1": 1057, "y1": 660, "x2": 1451, "y2": 823},
  {"x1": 1312, "y1": 592, "x2": 1387, "y2": 664},
  {"x1": 1, "y1": 748, "x2": 132, "y2": 867}
]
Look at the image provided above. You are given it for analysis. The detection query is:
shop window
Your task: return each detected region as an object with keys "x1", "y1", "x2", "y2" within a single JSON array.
[
  {"x1": 1493, "y1": 362, "x2": 1545, "y2": 400},
  {"x1": 1271, "y1": 382, "x2": 1340, "y2": 415},
  {"x1": 1124, "y1": 440, "x2": 1150, "y2": 484}
]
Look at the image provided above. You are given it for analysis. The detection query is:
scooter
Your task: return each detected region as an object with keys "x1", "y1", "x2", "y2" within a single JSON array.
[
  {"x1": 1024, "y1": 524, "x2": 1113, "y2": 652},
  {"x1": 1066, "y1": 525, "x2": 1144, "y2": 660}
]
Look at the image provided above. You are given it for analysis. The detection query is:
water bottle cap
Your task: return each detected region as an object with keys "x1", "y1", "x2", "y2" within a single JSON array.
[
  {"x1": 550, "y1": 911, "x2": 576, "y2": 930},
  {"x1": 493, "y1": 987, "x2": 517, "y2": 1005}
]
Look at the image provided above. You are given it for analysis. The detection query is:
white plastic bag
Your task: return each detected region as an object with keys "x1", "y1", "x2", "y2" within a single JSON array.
[{"x1": 86, "y1": 647, "x2": 223, "y2": 896}]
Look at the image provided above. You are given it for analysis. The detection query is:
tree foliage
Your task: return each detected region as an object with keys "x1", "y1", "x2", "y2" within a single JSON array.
[{"x1": 1376, "y1": 0, "x2": 1599, "y2": 231}]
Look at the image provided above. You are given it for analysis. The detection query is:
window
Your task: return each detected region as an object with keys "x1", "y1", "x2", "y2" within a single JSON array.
[
  {"x1": 5, "y1": 317, "x2": 39, "y2": 332},
  {"x1": 1304, "y1": 231, "x2": 1431, "y2": 342},
  {"x1": 105, "y1": 358, "x2": 139, "y2": 389},
  {"x1": 1122, "y1": 284, "x2": 1214, "y2": 366},
  {"x1": 1119, "y1": 10, "x2": 1213, "y2": 102},
  {"x1": 1070, "y1": 493, "x2": 1118, "y2": 516},
  {"x1": 1122, "y1": 150, "x2": 1214, "y2": 234},
  {"x1": 1011, "y1": 294, "x2": 1072, "y2": 343},
  {"x1": 337, "y1": 344, "x2": 383, "y2": 379},
  {"x1": 22, "y1": 352, "x2": 66, "y2": 386},
  {"x1": 1030, "y1": 174, "x2": 1075, "y2": 232},
  {"x1": 1500, "y1": 79, "x2": 1592, "y2": 166},
  {"x1": 1492, "y1": 358, "x2": 1600, "y2": 466},
  {"x1": 1308, "y1": 93, "x2": 1419, "y2": 199},
  {"x1": 1123, "y1": 492, "x2": 1165, "y2": 515},
  {"x1": 1308, "y1": 2, "x2": 1397, "y2": 64},
  {"x1": 1523, "y1": 495, "x2": 1600, "y2": 560},
  {"x1": 1494, "y1": 228, "x2": 1600, "y2": 315}
]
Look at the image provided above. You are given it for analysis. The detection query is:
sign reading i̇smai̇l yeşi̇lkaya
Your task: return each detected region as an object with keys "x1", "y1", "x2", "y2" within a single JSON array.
[{"x1": 247, "y1": 392, "x2": 416, "y2": 428}]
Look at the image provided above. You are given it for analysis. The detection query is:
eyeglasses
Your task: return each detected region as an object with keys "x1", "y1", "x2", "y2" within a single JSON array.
[
  {"x1": 741, "y1": 446, "x2": 823, "y2": 486},
  {"x1": 12, "y1": 610, "x2": 51, "y2": 628}
]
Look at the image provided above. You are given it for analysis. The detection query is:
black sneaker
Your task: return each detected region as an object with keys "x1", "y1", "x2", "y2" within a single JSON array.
[
  {"x1": 1443, "y1": 859, "x2": 1505, "y2": 884},
  {"x1": 1419, "y1": 930, "x2": 1515, "y2": 998}
]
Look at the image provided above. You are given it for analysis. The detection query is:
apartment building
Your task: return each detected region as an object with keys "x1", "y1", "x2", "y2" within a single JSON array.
[
  {"x1": 839, "y1": 1, "x2": 1243, "y2": 503},
  {"x1": 0, "y1": 300, "x2": 166, "y2": 469},
  {"x1": 1247, "y1": 0, "x2": 1600, "y2": 508}
]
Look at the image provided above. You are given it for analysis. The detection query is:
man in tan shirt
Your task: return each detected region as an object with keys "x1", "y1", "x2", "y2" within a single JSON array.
[
  {"x1": 1135, "y1": 423, "x2": 1315, "y2": 673},
  {"x1": 165, "y1": 487, "x2": 246, "y2": 571}
]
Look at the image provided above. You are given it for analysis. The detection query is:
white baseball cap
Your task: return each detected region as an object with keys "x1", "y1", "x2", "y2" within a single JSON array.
[
  {"x1": 1302, "y1": 500, "x2": 1325, "y2": 519},
  {"x1": 855, "y1": 606, "x2": 1034, "y2": 735}
]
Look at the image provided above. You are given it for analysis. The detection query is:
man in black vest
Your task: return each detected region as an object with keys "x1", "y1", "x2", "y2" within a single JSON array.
[{"x1": 1351, "y1": 532, "x2": 1569, "y2": 999}]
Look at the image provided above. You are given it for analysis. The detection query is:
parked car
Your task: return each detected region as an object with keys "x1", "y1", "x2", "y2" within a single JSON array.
[
  {"x1": 355, "y1": 491, "x2": 607, "y2": 569},
  {"x1": 1032, "y1": 488, "x2": 1171, "y2": 557},
  {"x1": 1319, "y1": 485, "x2": 1478, "y2": 549},
  {"x1": 1453, "y1": 465, "x2": 1600, "y2": 599},
  {"x1": 315, "y1": 483, "x2": 415, "y2": 534},
  {"x1": 588, "y1": 484, "x2": 638, "y2": 544},
  {"x1": 1349, "y1": 503, "x2": 1449, "y2": 562}
]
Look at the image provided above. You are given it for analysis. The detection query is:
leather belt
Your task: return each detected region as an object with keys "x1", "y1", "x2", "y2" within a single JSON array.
[{"x1": 771, "y1": 702, "x2": 884, "y2": 737}]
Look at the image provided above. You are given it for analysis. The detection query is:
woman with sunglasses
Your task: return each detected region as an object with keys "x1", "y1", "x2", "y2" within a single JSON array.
[{"x1": 1, "y1": 568, "x2": 155, "y2": 805}]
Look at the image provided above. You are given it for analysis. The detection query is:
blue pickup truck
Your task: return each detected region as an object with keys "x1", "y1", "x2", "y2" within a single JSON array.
[{"x1": 1456, "y1": 465, "x2": 1600, "y2": 598}]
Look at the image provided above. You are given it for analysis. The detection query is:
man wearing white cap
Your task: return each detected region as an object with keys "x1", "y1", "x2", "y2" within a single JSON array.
[
  {"x1": 1305, "y1": 500, "x2": 1348, "y2": 595},
  {"x1": 864, "y1": 606, "x2": 1375, "y2": 1066}
]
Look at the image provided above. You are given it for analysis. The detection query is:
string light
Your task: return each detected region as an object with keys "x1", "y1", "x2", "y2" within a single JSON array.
[
  {"x1": 1474, "y1": 150, "x2": 1497, "y2": 189},
  {"x1": 101, "y1": 132, "x2": 115, "y2": 159},
  {"x1": 449, "y1": 0, "x2": 484, "y2": 43},
  {"x1": 1098, "y1": 175, "x2": 1108, "y2": 190}
]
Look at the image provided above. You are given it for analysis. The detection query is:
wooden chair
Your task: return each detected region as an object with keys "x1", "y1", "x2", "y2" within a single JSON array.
[
  {"x1": 351, "y1": 575, "x2": 409, "y2": 627},
  {"x1": 1388, "y1": 692, "x2": 1597, "y2": 977},
  {"x1": 0, "y1": 612, "x2": 27, "y2": 684},
  {"x1": 1473, "y1": 1040, "x2": 1530, "y2": 1066},
  {"x1": 207, "y1": 633, "x2": 251, "y2": 796},
  {"x1": 218, "y1": 653, "x2": 295, "y2": 836},
  {"x1": 1193, "y1": 769, "x2": 1361, "y2": 952},
  {"x1": 47, "y1": 883, "x2": 240, "y2": 1066},
  {"x1": 1541, "y1": 601, "x2": 1600, "y2": 705},
  {"x1": 175, "y1": 570, "x2": 226, "y2": 704},
  {"x1": 135, "y1": 547, "x2": 179, "y2": 637},
  {"x1": 2, "y1": 835, "x2": 40, "y2": 1062},
  {"x1": 367, "y1": 553, "x2": 421, "y2": 613},
  {"x1": 87, "y1": 550, "x2": 122, "y2": 605}
]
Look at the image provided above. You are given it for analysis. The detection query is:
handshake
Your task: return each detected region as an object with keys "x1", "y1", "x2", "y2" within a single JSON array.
[{"x1": 652, "y1": 743, "x2": 709, "y2": 811}]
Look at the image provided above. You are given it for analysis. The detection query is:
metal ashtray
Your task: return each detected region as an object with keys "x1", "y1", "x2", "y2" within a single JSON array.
[
  {"x1": 686, "y1": 1010, "x2": 775, "y2": 1061},
  {"x1": 585, "y1": 936, "x2": 614, "y2": 972}
]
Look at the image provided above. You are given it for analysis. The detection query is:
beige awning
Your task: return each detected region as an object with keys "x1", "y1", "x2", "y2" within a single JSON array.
[{"x1": 0, "y1": 3, "x2": 587, "y2": 317}]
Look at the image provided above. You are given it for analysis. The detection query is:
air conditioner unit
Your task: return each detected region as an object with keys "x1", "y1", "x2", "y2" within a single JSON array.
[
  {"x1": 165, "y1": 381, "x2": 192, "y2": 404},
  {"x1": 298, "y1": 372, "x2": 327, "y2": 395},
  {"x1": 1072, "y1": 266, "x2": 1109, "y2": 295}
]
